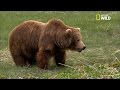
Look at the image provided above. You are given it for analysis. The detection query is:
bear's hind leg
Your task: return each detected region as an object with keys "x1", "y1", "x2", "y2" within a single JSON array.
[
  {"x1": 12, "y1": 53, "x2": 27, "y2": 66},
  {"x1": 27, "y1": 57, "x2": 36, "y2": 66},
  {"x1": 36, "y1": 51, "x2": 52, "y2": 69}
]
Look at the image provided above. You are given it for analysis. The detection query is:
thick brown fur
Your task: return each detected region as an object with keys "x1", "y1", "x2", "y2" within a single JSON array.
[{"x1": 9, "y1": 18, "x2": 86, "y2": 69}]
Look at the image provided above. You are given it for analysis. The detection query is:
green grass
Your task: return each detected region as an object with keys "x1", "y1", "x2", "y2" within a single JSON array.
[{"x1": 0, "y1": 11, "x2": 120, "y2": 79}]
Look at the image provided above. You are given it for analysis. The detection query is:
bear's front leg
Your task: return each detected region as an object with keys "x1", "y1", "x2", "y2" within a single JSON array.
[
  {"x1": 54, "y1": 49, "x2": 66, "y2": 66},
  {"x1": 36, "y1": 50, "x2": 51, "y2": 69}
]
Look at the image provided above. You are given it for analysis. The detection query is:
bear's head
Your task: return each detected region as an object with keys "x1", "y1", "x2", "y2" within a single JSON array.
[{"x1": 65, "y1": 27, "x2": 86, "y2": 52}]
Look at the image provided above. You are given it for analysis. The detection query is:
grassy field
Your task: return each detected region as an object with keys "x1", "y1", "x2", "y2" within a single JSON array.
[{"x1": 0, "y1": 11, "x2": 120, "y2": 79}]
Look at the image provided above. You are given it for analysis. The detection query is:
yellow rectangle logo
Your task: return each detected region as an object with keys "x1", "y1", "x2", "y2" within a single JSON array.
[{"x1": 96, "y1": 14, "x2": 100, "y2": 20}]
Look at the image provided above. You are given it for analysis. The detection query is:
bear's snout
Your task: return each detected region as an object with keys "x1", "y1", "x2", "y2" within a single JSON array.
[
  {"x1": 77, "y1": 46, "x2": 86, "y2": 52},
  {"x1": 82, "y1": 46, "x2": 86, "y2": 50}
]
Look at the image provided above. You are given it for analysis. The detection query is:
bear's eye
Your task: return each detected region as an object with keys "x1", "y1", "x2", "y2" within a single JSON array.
[{"x1": 77, "y1": 40, "x2": 80, "y2": 41}]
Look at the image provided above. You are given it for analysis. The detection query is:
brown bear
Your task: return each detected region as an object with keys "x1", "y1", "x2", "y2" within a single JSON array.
[{"x1": 9, "y1": 18, "x2": 86, "y2": 69}]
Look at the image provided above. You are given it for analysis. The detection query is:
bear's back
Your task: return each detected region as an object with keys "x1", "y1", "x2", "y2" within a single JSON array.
[
  {"x1": 10, "y1": 20, "x2": 45, "y2": 38},
  {"x1": 9, "y1": 20, "x2": 46, "y2": 56}
]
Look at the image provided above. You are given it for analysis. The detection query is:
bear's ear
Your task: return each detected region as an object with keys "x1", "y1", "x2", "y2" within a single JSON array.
[
  {"x1": 76, "y1": 28, "x2": 81, "y2": 31},
  {"x1": 66, "y1": 29, "x2": 72, "y2": 34}
]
